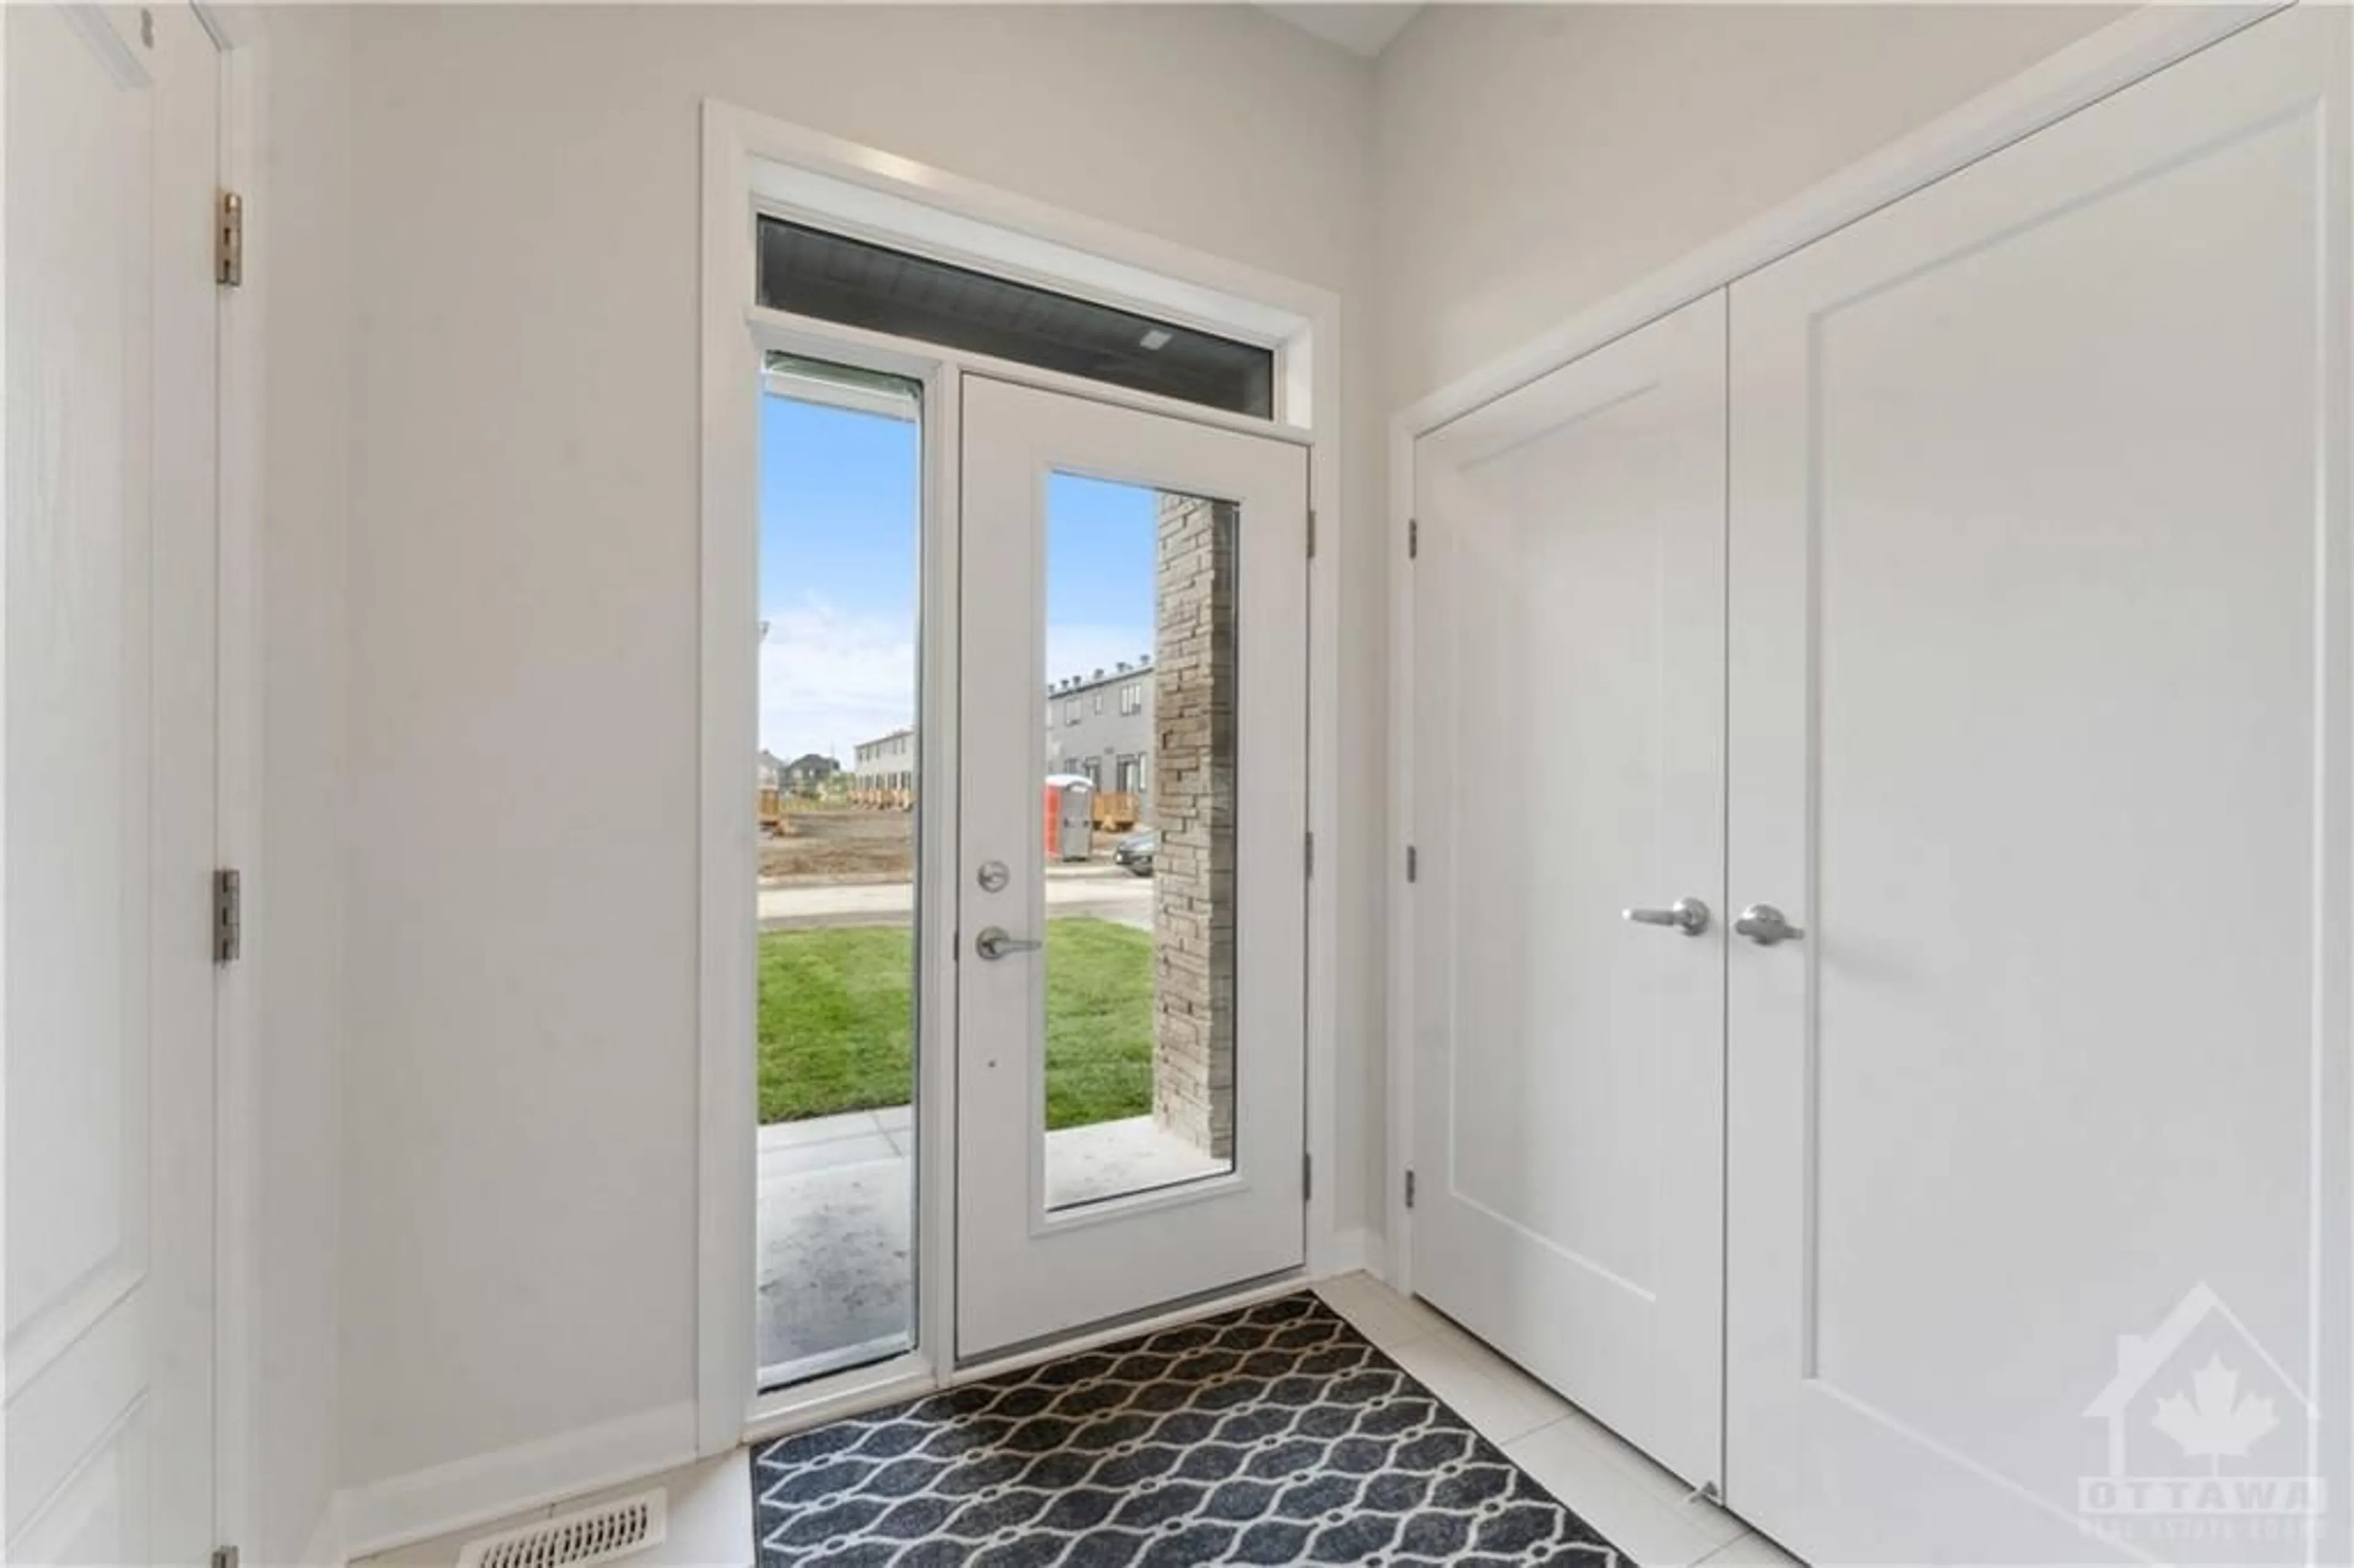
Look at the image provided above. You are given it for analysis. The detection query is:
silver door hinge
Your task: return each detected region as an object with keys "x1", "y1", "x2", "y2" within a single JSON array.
[
  {"x1": 1304, "y1": 831, "x2": 1314, "y2": 877},
  {"x1": 1306, "y1": 508, "x2": 1317, "y2": 560},
  {"x1": 216, "y1": 191, "x2": 243, "y2": 287},
  {"x1": 214, "y1": 1546, "x2": 239, "y2": 1568},
  {"x1": 1405, "y1": 845, "x2": 1418, "y2": 883},
  {"x1": 213, "y1": 869, "x2": 241, "y2": 964},
  {"x1": 1404, "y1": 1169, "x2": 1417, "y2": 1209},
  {"x1": 1408, "y1": 518, "x2": 1419, "y2": 560},
  {"x1": 1302, "y1": 1152, "x2": 1312, "y2": 1204}
]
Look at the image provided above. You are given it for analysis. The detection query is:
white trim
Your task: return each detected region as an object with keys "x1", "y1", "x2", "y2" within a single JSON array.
[
  {"x1": 332, "y1": 1402, "x2": 698, "y2": 1562},
  {"x1": 1385, "y1": 413, "x2": 1416, "y2": 1298},
  {"x1": 700, "y1": 100, "x2": 1346, "y2": 1449},
  {"x1": 212, "y1": 16, "x2": 267, "y2": 1562},
  {"x1": 697, "y1": 97, "x2": 760, "y2": 1457},
  {"x1": 1381, "y1": 0, "x2": 2280, "y2": 1296}
]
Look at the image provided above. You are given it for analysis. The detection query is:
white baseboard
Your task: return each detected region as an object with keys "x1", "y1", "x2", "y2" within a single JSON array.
[{"x1": 335, "y1": 1401, "x2": 698, "y2": 1562}]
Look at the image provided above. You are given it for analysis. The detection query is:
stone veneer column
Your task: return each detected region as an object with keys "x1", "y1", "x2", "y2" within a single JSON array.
[{"x1": 1151, "y1": 494, "x2": 1238, "y2": 1160}]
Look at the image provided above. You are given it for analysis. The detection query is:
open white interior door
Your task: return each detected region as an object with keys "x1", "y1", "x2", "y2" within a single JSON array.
[{"x1": 6, "y1": 4, "x2": 222, "y2": 1560}]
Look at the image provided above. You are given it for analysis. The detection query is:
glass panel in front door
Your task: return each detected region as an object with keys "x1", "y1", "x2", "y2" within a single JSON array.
[{"x1": 1040, "y1": 474, "x2": 1239, "y2": 1209}]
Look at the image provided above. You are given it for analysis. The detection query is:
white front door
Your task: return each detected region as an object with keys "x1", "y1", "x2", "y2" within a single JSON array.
[
  {"x1": 956, "y1": 376, "x2": 1308, "y2": 1358},
  {"x1": 7, "y1": 2, "x2": 223, "y2": 1562},
  {"x1": 1410, "y1": 292, "x2": 1729, "y2": 1489},
  {"x1": 1725, "y1": 9, "x2": 2350, "y2": 1561}
]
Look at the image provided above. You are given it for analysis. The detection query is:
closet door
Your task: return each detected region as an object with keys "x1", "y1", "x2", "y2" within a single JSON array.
[
  {"x1": 1412, "y1": 291, "x2": 1726, "y2": 1489},
  {"x1": 1725, "y1": 9, "x2": 2351, "y2": 1562}
]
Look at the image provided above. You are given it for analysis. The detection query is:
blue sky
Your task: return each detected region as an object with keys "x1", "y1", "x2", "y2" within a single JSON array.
[{"x1": 757, "y1": 393, "x2": 1157, "y2": 761}]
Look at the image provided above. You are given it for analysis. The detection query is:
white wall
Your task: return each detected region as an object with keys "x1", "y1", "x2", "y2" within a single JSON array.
[
  {"x1": 292, "y1": 0, "x2": 2142, "y2": 1534},
  {"x1": 250, "y1": 7, "x2": 354, "y2": 1561},
  {"x1": 335, "y1": 1, "x2": 1380, "y2": 1508},
  {"x1": 1374, "y1": 4, "x2": 2125, "y2": 413}
]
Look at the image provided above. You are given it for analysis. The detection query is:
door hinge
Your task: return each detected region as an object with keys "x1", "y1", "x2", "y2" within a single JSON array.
[
  {"x1": 1404, "y1": 1168, "x2": 1417, "y2": 1209},
  {"x1": 1408, "y1": 517, "x2": 1419, "y2": 560},
  {"x1": 216, "y1": 190, "x2": 243, "y2": 287},
  {"x1": 1302, "y1": 1152, "x2": 1313, "y2": 1204},
  {"x1": 1405, "y1": 845, "x2": 1418, "y2": 883},
  {"x1": 1304, "y1": 831, "x2": 1314, "y2": 877},
  {"x1": 213, "y1": 869, "x2": 242, "y2": 964},
  {"x1": 213, "y1": 1546, "x2": 240, "y2": 1568},
  {"x1": 1306, "y1": 508, "x2": 1317, "y2": 560}
]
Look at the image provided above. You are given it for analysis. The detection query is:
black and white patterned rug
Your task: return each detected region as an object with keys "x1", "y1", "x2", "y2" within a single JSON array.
[{"x1": 752, "y1": 1292, "x2": 1624, "y2": 1566}]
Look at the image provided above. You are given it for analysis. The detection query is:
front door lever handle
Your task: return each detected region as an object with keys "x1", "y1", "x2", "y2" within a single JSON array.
[
  {"x1": 1733, "y1": 903, "x2": 1804, "y2": 946},
  {"x1": 975, "y1": 926, "x2": 1043, "y2": 961},
  {"x1": 1623, "y1": 897, "x2": 1711, "y2": 937}
]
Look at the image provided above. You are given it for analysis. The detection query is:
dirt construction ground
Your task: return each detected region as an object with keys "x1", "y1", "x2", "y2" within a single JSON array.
[{"x1": 760, "y1": 809, "x2": 915, "y2": 885}]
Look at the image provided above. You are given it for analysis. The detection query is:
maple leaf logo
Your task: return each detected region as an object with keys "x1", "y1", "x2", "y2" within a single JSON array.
[{"x1": 2150, "y1": 1355, "x2": 2278, "y2": 1469}]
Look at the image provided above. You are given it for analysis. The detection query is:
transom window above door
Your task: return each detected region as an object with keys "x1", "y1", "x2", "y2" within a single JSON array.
[{"x1": 755, "y1": 218, "x2": 1276, "y2": 418}]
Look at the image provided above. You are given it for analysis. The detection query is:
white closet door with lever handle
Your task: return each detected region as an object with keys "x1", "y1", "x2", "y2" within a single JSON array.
[
  {"x1": 1411, "y1": 291, "x2": 1729, "y2": 1491},
  {"x1": 1724, "y1": 8, "x2": 2352, "y2": 1561}
]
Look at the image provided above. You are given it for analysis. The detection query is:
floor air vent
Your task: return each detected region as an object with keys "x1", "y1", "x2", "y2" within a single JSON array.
[{"x1": 455, "y1": 1490, "x2": 666, "y2": 1568}]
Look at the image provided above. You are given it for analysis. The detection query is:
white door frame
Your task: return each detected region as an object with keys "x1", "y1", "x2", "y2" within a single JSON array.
[
  {"x1": 6, "y1": 1, "x2": 259, "y2": 1554},
  {"x1": 96, "y1": 3, "x2": 276, "y2": 1554},
  {"x1": 697, "y1": 102, "x2": 1346, "y2": 1452},
  {"x1": 1383, "y1": 0, "x2": 2286, "y2": 1303},
  {"x1": 156, "y1": 3, "x2": 269, "y2": 1558}
]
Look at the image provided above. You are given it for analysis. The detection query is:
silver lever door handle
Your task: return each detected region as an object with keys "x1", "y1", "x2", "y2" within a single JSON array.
[
  {"x1": 1733, "y1": 903, "x2": 1804, "y2": 946},
  {"x1": 1623, "y1": 897, "x2": 1710, "y2": 937},
  {"x1": 974, "y1": 926, "x2": 1043, "y2": 961}
]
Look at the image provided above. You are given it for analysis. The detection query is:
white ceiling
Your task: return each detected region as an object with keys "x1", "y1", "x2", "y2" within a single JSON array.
[{"x1": 1262, "y1": 3, "x2": 1424, "y2": 59}]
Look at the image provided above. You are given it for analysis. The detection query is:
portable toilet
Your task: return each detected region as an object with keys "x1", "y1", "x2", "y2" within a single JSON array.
[{"x1": 1043, "y1": 774, "x2": 1095, "y2": 862}]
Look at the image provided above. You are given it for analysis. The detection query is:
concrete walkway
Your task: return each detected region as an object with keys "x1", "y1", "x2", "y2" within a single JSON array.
[
  {"x1": 756, "y1": 866, "x2": 1152, "y2": 931},
  {"x1": 755, "y1": 1105, "x2": 1224, "y2": 1383}
]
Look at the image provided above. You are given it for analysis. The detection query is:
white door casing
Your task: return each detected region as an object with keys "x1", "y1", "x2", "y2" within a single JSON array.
[
  {"x1": 6, "y1": 3, "x2": 222, "y2": 1562},
  {"x1": 957, "y1": 376, "x2": 1308, "y2": 1359},
  {"x1": 1725, "y1": 7, "x2": 2351, "y2": 1561},
  {"x1": 1410, "y1": 292, "x2": 1729, "y2": 1490}
]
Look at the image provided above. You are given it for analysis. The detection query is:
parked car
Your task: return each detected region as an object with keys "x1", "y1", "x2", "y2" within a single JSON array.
[{"x1": 1113, "y1": 829, "x2": 1156, "y2": 877}]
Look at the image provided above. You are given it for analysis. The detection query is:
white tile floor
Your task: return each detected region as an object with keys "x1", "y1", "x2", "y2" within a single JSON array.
[{"x1": 1313, "y1": 1271, "x2": 1802, "y2": 1567}]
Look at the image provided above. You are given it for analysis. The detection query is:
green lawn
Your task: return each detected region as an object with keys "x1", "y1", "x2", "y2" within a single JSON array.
[{"x1": 756, "y1": 918, "x2": 1154, "y2": 1127}]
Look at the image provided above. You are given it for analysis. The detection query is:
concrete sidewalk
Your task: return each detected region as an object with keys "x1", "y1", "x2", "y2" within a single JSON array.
[
  {"x1": 755, "y1": 1105, "x2": 1221, "y2": 1383},
  {"x1": 757, "y1": 867, "x2": 1152, "y2": 931}
]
